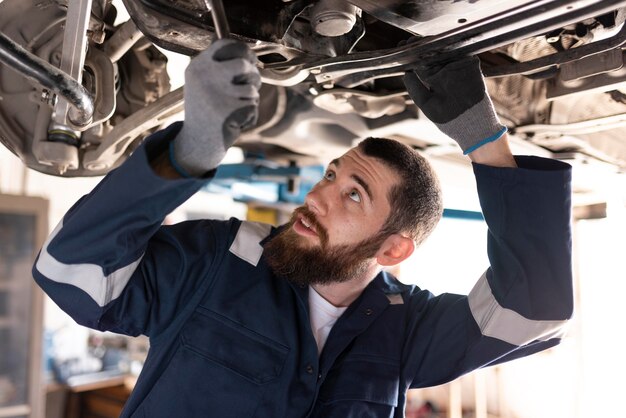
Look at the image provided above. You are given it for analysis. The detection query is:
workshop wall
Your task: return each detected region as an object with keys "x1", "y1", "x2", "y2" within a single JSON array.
[{"x1": 3, "y1": 141, "x2": 626, "y2": 418}]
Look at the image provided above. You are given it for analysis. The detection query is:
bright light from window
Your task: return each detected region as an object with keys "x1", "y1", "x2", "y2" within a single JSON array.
[{"x1": 399, "y1": 217, "x2": 489, "y2": 295}]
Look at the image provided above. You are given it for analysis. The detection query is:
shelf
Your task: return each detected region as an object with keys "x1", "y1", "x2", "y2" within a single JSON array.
[
  {"x1": 0, "y1": 193, "x2": 49, "y2": 418},
  {"x1": 0, "y1": 404, "x2": 30, "y2": 417}
]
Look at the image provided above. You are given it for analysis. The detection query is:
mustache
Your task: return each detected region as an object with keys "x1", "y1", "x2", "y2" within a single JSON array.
[{"x1": 292, "y1": 206, "x2": 329, "y2": 247}]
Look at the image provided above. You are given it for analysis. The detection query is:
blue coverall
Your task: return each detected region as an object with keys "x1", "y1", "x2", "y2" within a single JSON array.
[{"x1": 33, "y1": 122, "x2": 573, "y2": 417}]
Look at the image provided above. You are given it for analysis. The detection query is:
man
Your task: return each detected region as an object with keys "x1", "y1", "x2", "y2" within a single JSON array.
[{"x1": 33, "y1": 39, "x2": 573, "y2": 417}]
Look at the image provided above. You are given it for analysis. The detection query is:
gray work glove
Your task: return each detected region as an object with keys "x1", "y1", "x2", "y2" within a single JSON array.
[
  {"x1": 173, "y1": 39, "x2": 261, "y2": 176},
  {"x1": 404, "y1": 56, "x2": 507, "y2": 155}
]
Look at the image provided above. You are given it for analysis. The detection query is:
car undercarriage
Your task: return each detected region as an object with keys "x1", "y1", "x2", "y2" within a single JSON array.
[{"x1": 0, "y1": 0, "x2": 625, "y2": 207}]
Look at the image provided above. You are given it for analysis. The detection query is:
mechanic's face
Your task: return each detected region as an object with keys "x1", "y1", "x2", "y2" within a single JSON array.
[
  {"x1": 264, "y1": 148, "x2": 399, "y2": 285},
  {"x1": 300, "y1": 147, "x2": 395, "y2": 248}
]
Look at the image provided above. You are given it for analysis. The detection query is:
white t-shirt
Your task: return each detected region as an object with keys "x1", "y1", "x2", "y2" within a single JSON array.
[{"x1": 308, "y1": 286, "x2": 348, "y2": 354}]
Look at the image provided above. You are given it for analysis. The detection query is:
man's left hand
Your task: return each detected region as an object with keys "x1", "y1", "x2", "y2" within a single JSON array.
[{"x1": 404, "y1": 56, "x2": 507, "y2": 155}]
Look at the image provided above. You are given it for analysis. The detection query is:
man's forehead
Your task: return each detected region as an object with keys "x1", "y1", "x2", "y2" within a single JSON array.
[
  {"x1": 329, "y1": 148, "x2": 398, "y2": 200},
  {"x1": 332, "y1": 147, "x2": 369, "y2": 165},
  {"x1": 331, "y1": 147, "x2": 388, "y2": 173}
]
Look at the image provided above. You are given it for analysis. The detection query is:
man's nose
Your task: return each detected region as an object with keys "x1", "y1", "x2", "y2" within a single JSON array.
[{"x1": 304, "y1": 182, "x2": 332, "y2": 216}]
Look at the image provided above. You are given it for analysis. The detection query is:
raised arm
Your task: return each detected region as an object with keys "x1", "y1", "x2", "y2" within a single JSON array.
[
  {"x1": 33, "y1": 39, "x2": 261, "y2": 336},
  {"x1": 401, "y1": 56, "x2": 573, "y2": 387}
]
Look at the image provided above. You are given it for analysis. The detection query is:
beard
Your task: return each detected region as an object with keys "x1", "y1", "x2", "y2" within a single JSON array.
[{"x1": 263, "y1": 206, "x2": 389, "y2": 286}]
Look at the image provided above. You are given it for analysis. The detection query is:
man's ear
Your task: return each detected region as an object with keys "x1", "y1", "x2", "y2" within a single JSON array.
[{"x1": 376, "y1": 234, "x2": 415, "y2": 267}]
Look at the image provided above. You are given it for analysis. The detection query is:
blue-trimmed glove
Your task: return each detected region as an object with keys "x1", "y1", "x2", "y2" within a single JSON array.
[
  {"x1": 404, "y1": 56, "x2": 507, "y2": 155},
  {"x1": 173, "y1": 39, "x2": 261, "y2": 176}
]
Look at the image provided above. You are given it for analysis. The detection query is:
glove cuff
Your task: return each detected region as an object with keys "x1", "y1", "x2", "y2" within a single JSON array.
[
  {"x1": 434, "y1": 94, "x2": 507, "y2": 154},
  {"x1": 173, "y1": 123, "x2": 226, "y2": 177},
  {"x1": 463, "y1": 125, "x2": 507, "y2": 155},
  {"x1": 169, "y1": 140, "x2": 193, "y2": 178}
]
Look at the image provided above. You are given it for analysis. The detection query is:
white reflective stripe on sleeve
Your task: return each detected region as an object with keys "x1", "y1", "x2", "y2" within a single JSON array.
[
  {"x1": 35, "y1": 220, "x2": 144, "y2": 307},
  {"x1": 468, "y1": 271, "x2": 568, "y2": 346},
  {"x1": 229, "y1": 221, "x2": 272, "y2": 266}
]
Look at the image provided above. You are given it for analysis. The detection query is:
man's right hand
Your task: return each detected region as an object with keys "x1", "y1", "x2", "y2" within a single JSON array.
[{"x1": 173, "y1": 39, "x2": 261, "y2": 177}]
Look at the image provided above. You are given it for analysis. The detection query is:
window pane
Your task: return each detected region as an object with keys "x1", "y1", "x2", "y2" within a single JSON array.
[{"x1": 399, "y1": 217, "x2": 488, "y2": 295}]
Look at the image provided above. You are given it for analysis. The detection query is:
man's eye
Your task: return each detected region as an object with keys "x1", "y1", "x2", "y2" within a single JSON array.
[
  {"x1": 324, "y1": 171, "x2": 335, "y2": 181},
  {"x1": 348, "y1": 190, "x2": 361, "y2": 203}
]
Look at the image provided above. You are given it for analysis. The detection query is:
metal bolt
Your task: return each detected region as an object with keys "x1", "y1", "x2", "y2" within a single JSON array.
[
  {"x1": 546, "y1": 29, "x2": 562, "y2": 44},
  {"x1": 41, "y1": 89, "x2": 57, "y2": 106}
]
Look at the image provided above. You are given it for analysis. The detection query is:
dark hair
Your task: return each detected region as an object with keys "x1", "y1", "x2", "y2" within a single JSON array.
[{"x1": 357, "y1": 137, "x2": 443, "y2": 246}]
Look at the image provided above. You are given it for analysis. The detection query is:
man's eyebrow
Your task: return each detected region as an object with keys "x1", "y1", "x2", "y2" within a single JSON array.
[{"x1": 352, "y1": 174, "x2": 373, "y2": 202}]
